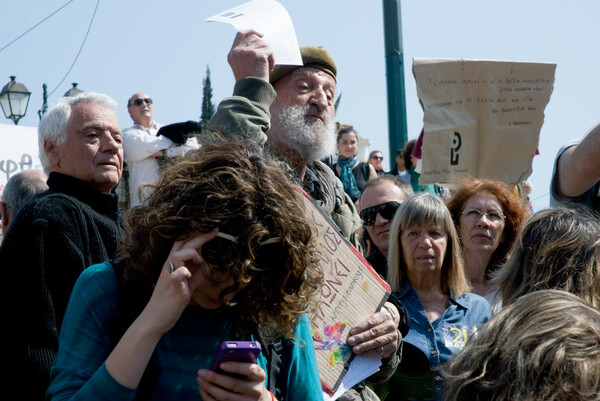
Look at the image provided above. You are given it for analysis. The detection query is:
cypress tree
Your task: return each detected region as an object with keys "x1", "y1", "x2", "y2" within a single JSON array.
[{"x1": 200, "y1": 65, "x2": 215, "y2": 128}]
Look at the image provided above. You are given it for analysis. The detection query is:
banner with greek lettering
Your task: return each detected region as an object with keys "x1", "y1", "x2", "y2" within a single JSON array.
[
  {"x1": 0, "y1": 123, "x2": 42, "y2": 196},
  {"x1": 296, "y1": 187, "x2": 390, "y2": 396},
  {"x1": 413, "y1": 58, "x2": 556, "y2": 185}
]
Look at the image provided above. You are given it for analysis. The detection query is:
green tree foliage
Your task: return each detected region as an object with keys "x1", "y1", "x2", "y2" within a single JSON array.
[
  {"x1": 200, "y1": 65, "x2": 215, "y2": 128},
  {"x1": 334, "y1": 92, "x2": 342, "y2": 115}
]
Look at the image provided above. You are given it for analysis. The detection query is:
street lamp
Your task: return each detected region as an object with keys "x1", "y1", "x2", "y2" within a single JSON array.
[
  {"x1": 0, "y1": 76, "x2": 31, "y2": 125},
  {"x1": 37, "y1": 82, "x2": 84, "y2": 120}
]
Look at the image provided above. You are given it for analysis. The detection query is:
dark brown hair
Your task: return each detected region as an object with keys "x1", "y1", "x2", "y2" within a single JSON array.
[
  {"x1": 336, "y1": 124, "x2": 357, "y2": 143},
  {"x1": 119, "y1": 140, "x2": 323, "y2": 339}
]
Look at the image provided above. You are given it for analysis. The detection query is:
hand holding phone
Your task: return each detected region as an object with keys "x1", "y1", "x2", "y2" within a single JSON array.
[{"x1": 210, "y1": 340, "x2": 262, "y2": 375}]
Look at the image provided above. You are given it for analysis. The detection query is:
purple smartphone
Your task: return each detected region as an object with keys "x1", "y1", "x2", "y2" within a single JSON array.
[{"x1": 210, "y1": 340, "x2": 262, "y2": 375}]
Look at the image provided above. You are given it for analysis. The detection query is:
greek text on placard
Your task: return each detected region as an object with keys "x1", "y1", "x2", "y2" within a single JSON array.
[
  {"x1": 312, "y1": 257, "x2": 353, "y2": 330},
  {"x1": 0, "y1": 154, "x2": 34, "y2": 181}
]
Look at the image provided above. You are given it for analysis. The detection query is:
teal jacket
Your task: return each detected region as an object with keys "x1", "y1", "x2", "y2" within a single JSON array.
[
  {"x1": 47, "y1": 262, "x2": 323, "y2": 401},
  {"x1": 408, "y1": 166, "x2": 438, "y2": 195}
]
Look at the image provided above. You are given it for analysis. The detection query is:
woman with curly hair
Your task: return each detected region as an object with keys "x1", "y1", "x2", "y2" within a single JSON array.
[
  {"x1": 445, "y1": 178, "x2": 529, "y2": 307},
  {"x1": 443, "y1": 290, "x2": 600, "y2": 401},
  {"x1": 47, "y1": 141, "x2": 324, "y2": 401},
  {"x1": 492, "y1": 205, "x2": 600, "y2": 308}
]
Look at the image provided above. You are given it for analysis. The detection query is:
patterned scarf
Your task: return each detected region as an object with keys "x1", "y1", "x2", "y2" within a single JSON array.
[{"x1": 337, "y1": 155, "x2": 361, "y2": 200}]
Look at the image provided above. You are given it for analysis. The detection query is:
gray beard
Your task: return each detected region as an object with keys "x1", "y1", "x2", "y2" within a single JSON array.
[{"x1": 269, "y1": 104, "x2": 336, "y2": 163}]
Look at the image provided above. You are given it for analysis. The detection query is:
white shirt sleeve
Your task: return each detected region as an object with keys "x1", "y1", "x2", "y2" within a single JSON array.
[
  {"x1": 123, "y1": 126, "x2": 173, "y2": 163},
  {"x1": 164, "y1": 137, "x2": 200, "y2": 158}
]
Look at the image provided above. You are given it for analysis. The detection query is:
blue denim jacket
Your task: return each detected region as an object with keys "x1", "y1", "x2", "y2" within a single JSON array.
[{"x1": 395, "y1": 283, "x2": 492, "y2": 399}]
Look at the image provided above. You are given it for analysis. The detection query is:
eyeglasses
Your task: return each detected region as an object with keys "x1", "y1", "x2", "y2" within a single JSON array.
[
  {"x1": 130, "y1": 98, "x2": 153, "y2": 107},
  {"x1": 199, "y1": 232, "x2": 282, "y2": 282},
  {"x1": 360, "y1": 201, "x2": 401, "y2": 226},
  {"x1": 461, "y1": 208, "x2": 505, "y2": 223},
  {"x1": 370, "y1": 156, "x2": 384, "y2": 161}
]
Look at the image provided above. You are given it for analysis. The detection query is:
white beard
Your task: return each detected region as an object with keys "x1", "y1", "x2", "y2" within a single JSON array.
[{"x1": 269, "y1": 104, "x2": 336, "y2": 162}]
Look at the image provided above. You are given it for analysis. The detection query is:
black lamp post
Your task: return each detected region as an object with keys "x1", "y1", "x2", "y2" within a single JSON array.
[
  {"x1": 0, "y1": 76, "x2": 31, "y2": 125},
  {"x1": 37, "y1": 82, "x2": 84, "y2": 120}
]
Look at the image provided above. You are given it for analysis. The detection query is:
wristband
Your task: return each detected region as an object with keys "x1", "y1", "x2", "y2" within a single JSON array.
[
  {"x1": 383, "y1": 304, "x2": 397, "y2": 322},
  {"x1": 268, "y1": 391, "x2": 276, "y2": 401}
]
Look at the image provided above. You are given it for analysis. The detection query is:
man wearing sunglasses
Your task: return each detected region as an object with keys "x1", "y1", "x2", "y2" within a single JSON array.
[
  {"x1": 360, "y1": 175, "x2": 413, "y2": 279},
  {"x1": 123, "y1": 93, "x2": 198, "y2": 208},
  {"x1": 368, "y1": 150, "x2": 386, "y2": 176},
  {"x1": 122, "y1": 92, "x2": 164, "y2": 208}
]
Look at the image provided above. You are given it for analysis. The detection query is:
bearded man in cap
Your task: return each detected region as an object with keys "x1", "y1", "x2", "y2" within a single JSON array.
[
  {"x1": 209, "y1": 30, "x2": 361, "y2": 245},
  {"x1": 208, "y1": 30, "x2": 402, "y2": 401}
]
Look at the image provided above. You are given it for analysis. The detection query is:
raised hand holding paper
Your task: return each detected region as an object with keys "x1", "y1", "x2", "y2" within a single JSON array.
[{"x1": 206, "y1": 0, "x2": 302, "y2": 66}]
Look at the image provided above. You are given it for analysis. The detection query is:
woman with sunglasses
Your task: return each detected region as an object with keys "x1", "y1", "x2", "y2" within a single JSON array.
[
  {"x1": 373, "y1": 192, "x2": 491, "y2": 401},
  {"x1": 445, "y1": 178, "x2": 529, "y2": 310},
  {"x1": 47, "y1": 142, "x2": 324, "y2": 401}
]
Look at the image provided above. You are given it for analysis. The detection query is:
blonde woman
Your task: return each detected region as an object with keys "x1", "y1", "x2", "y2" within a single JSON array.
[{"x1": 374, "y1": 193, "x2": 491, "y2": 401}]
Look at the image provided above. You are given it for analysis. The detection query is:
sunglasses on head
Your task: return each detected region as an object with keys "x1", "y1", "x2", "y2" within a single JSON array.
[
  {"x1": 200, "y1": 231, "x2": 282, "y2": 273},
  {"x1": 130, "y1": 98, "x2": 153, "y2": 107},
  {"x1": 359, "y1": 201, "x2": 401, "y2": 226}
]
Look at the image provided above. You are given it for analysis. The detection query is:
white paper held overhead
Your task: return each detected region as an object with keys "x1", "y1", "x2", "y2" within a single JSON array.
[{"x1": 206, "y1": 0, "x2": 302, "y2": 66}]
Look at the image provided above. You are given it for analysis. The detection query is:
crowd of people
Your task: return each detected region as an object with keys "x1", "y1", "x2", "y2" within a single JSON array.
[{"x1": 2, "y1": 27, "x2": 600, "y2": 401}]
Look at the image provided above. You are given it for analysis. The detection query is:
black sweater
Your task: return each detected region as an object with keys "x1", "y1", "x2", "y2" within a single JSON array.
[{"x1": 0, "y1": 172, "x2": 123, "y2": 400}]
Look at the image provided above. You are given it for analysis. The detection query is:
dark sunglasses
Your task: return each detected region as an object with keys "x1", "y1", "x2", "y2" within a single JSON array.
[
  {"x1": 130, "y1": 98, "x2": 153, "y2": 107},
  {"x1": 200, "y1": 232, "x2": 282, "y2": 271},
  {"x1": 370, "y1": 156, "x2": 384, "y2": 161},
  {"x1": 359, "y1": 201, "x2": 401, "y2": 226}
]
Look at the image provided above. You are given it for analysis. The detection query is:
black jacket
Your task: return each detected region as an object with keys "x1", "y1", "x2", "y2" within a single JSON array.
[
  {"x1": 367, "y1": 247, "x2": 389, "y2": 280},
  {"x1": 0, "y1": 172, "x2": 123, "y2": 400}
]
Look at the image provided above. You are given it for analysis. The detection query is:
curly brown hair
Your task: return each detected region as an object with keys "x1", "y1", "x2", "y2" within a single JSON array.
[
  {"x1": 118, "y1": 141, "x2": 323, "y2": 339},
  {"x1": 445, "y1": 178, "x2": 530, "y2": 279}
]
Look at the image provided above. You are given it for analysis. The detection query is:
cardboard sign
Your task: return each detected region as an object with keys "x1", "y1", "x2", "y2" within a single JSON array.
[
  {"x1": 413, "y1": 58, "x2": 556, "y2": 185},
  {"x1": 296, "y1": 188, "x2": 390, "y2": 395},
  {"x1": 0, "y1": 123, "x2": 42, "y2": 196}
]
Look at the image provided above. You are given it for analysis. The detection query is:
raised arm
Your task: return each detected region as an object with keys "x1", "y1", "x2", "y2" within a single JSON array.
[
  {"x1": 207, "y1": 30, "x2": 276, "y2": 143},
  {"x1": 555, "y1": 123, "x2": 600, "y2": 198},
  {"x1": 105, "y1": 233, "x2": 212, "y2": 388},
  {"x1": 48, "y1": 233, "x2": 215, "y2": 401},
  {"x1": 227, "y1": 30, "x2": 274, "y2": 82}
]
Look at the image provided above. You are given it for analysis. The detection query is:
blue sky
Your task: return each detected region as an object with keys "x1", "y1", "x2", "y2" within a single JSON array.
[{"x1": 3, "y1": 0, "x2": 600, "y2": 210}]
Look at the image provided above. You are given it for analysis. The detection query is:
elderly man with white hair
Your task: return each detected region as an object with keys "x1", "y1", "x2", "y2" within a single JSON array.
[{"x1": 0, "y1": 92, "x2": 124, "y2": 401}]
